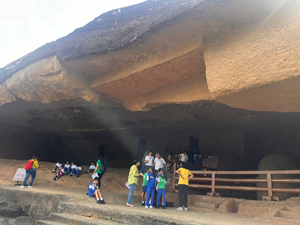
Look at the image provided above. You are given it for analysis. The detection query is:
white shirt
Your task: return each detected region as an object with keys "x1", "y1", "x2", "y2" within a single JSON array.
[
  {"x1": 181, "y1": 154, "x2": 188, "y2": 162},
  {"x1": 90, "y1": 165, "x2": 96, "y2": 170},
  {"x1": 64, "y1": 164, "x2": 70, "y2": 168},
  {"x1": 77, "y1": 166, "x2": 81, "y2": 171},
  {"x1": 60, "y1": 168, "x2": 65, "y2": 174},
  {"x1": 71, "y1": 165, "x2": 77, "y2": 169},
  {"x1": 154, "y1": 157, "x2": 166, "y2": 170},
  {"x1": 55, "y1": 163, "x2": 61, "y2": 167},
  {"x1": 145, "y1": 155, "x2": 154, "y2": 166}
]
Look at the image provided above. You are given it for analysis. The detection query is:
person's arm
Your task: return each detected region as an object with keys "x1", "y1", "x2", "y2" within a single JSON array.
[
  {"x1": 133, "y1": 166, "x2": 141, "y2": 177},
  {"x1": 144, "y1": 156, "x2": 149, "y2": 163},
  {"x1": 176, "y1": 169, "x2": 184, "y2": 179},
  {"x1": 153, "y1": 158, "x2": 156, "y2": 168},
  {"x1": 94, "y1": 163, "x2": 99, "y2": 174},
  {"x1": 163, "y1": 159, "x2": 167, "y2": 171},
  {"x1": 188, "y1": 172, "x2": 194, "y2": 181}
]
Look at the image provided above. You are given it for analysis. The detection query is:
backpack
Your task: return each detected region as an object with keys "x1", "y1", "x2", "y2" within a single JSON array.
[
  {"x1": 24, "y1": 159, "x2": 36, "y2": 170},
  {"x1": 100, "y1": 160, "x2": 107, "y2": 173}
]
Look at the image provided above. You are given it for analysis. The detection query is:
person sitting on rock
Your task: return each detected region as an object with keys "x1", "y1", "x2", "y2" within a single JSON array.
[
  {"x1": 84, "y1": 161, "x2": 96, "y2": 173},
  {"x1": 52, "y1": 161, "x2": 62, "y2": 173},
  {"x1": 67, "y1": 162, "x2": 77, "y2": 176},
  {"x1": 53, "y1": 165, "x2": 65, "y2": 181},
  {"x1": 87, "y1": 179, "x2": 106, "y2": 204},
  {"x1": 76, "y1": 163, "x2": 82, "y2": 177}
]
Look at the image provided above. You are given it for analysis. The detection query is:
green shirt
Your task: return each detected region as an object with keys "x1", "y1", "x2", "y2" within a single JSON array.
[
  {"x1": 157, "y1": 176, "x2": 166, "y2": 189},
  {"x1": 96, "y1": 159, "x2": 106, "y2": 174},
  {"x1": 128, "y1": 165, "x2": 140, "y2": 186},
  {"x1": 142, "y1": 173, "x2": 148, "y2": 186}
]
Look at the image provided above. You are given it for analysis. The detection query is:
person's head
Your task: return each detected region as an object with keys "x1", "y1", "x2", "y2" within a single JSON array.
[
  {"x1": 133, "y1": 160, "x2": 140, "y2": 167},
  {"x1": 156, "y1": 153, "x2": 161, "y2": 159},
  {"x1": 179, "y1": 151, "x2": 183, "y2": 154},
  {"x1": 66, "y1": 161, "x2": 69, "y2": 164},
  {"x1": 91, "y1": 161, "x2": 95, "y2": 165},
  {"x1": 60, "y1": 165, "x2": 64, "y2": 169},
  {"x1": 32, "y1": 155, "x2": 38, "y2": 160},
  {"x1": 77, "y1": 163, "x2": 81, "y2": 167},
  {"x1": 158, "y1": 168, "x2": 164, "y2": 175},
  {"x1": 93, "y1": 179, "x2": 99, "y2": 185},
  {"x1": 148, "y1": 151, "x2": 152, "y2": 156},
  {"x1": 146, "y1": 167, "x2": 152, "y2": 173},
  {"x1": 185, "y1": 151, "x2": 188, "y2": 155},
  {"x1": 181, "y1": 163, "x2": 188, "y2": 169},
  {"x1": 71, "y1": 161, "x2": 75, "y2": 165}
]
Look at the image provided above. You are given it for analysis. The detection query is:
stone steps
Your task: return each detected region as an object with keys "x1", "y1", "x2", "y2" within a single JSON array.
[
  {"x1": 194, "y1": 201, "x2": 220, "y2": 209},
  {"x1": 37, "y1": 213, "x2": 117, "y2": 225},
  {"x1": 188, "y1": 206, "x2": 215, "y2": 212},
  {"x1": 276, "y1": 210, "x2": 300, "y2": 220}
]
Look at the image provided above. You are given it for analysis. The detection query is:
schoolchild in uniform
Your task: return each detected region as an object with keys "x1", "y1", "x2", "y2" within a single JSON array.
[
  {"x1": 145, "y1": 168, "x2": 156, "y2": 209},
  {"x1": 53, "y1": 165, "x2": 65, "y2": 181},
  {"x1": 87, "y1": 179, "x2": 106, "y2": 204},
  {"x1": 64, "y1": 161, "x2": 70, "y2": 172},
  {"x1": 52, "y1": 161, "x2": 62, "y2": 173},
  {"x1": 156, "y1": 168, "x2": 167, "y2": 209},
  {"x1": 76, "y1": 163, "x2": 82, "y2": 177},
  {"x1": 141, "y1": 167, "x2": 150, "y2": 205},
  {"x1": 67, "y1": 162, "x2": 77, "y2": 176},
  {"x1": 84, "y1": 161, "x2": 96, "y2": 173}
]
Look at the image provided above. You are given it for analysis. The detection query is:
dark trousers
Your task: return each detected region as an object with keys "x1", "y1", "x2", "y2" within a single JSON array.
[
  {"x1": 178, "y1": 184, "x2": 188, "y2": 207},
  {"x1": 97, "y1": 173, "x2": 104, "y2": 189}
]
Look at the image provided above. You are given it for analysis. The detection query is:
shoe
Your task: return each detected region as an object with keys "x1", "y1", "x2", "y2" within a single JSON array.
[
  {"x1": 162, "y1": 206, "x2": 165, "y2": 209},
  {"x1": 77, "y1": 175, "x2": 79, "y2": 178},
  {"x1": 184, "y1": 207, "x2": 188, "y2": 212},
  {"x1": 176, "y1": 207, "x2": 183, "y2": 211},
  {"x1": 145, "y1": 206, "x2": 148, "y2": 209},
  {"x1": 150, "y1": 206, "x2": 153, "y2": 209},
  {"x1": 53, "y1": 177, "x2": 57, "y2": 181},
  {"x1": 100, "y1": 200, "x2": 106, "y2": 204},
  {"x1": 20, "y1": 185, "x2": 24, "y2": 188},
  {"x1": 126, "y1": 203, "x2": 134, "y2": 207},
  {"x1": 28, "y1": 186, "x2": 33, "y2": 188},
  {"x1": 155, "y1": 206, "x2": 160, "y2": 209},
  {"x1": 97, "y1": 200, "x2": 101, "y2": 204},
  {"x1": 52, "y1": 171, "x2": 55, "y2": 173},
  {"x1": 70, "y1": 174, "x2": 73, "y2": 177},
  {"x1": 84, "y1": 171, "x2": 89, "y2": 173},
  {"x1": 142, "y1": 202, "x2": 145, "y2": 206}
]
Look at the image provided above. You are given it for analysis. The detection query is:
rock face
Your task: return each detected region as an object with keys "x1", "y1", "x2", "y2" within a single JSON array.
[{"x1": 1, "y1": 0, "x2": 300, "y2": 169}]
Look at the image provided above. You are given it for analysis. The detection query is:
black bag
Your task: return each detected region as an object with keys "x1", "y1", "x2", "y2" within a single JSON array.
[{"x1": 100, "y1": 160, "x2": 106, "y2": 173}]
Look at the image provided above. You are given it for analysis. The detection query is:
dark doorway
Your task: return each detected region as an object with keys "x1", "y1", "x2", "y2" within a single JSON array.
[
  {"x1": 99, "y1": 144, "x2": 107, "y2": 158},
  {"x1": 138, "y1": 139, "x2": 146, "y2": 160},
  {"x1": 189, "y1": 136, "x2": 199, "y2": 163}
]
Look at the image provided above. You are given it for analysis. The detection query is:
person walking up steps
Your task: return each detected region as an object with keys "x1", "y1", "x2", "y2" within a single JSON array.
[
  {"x1": 176, "y1": 164, "x2": 194, "y2": 211},
  {"x1": 127, "y1": 160, "x2": 143, "y2": 207},
  {"x1": 21, "y1": 155, "x2": 42, "y2": 188}
]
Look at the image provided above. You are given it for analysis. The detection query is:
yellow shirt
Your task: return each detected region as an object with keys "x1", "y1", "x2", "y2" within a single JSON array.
[
  {"x1": 178, "y1": 168, "x2": 191, "y2": 185},
  {"x1": 32, "y1": 160, "x2": 39, "y2": 169},
  {"x1": 128, "y1": 165, "x2": 140, "y2": 186}
]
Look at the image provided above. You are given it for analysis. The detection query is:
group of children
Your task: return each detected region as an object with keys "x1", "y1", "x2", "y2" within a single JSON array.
[
  {"x1": 141, "y1": 167, "x2": 167, "y2": 209},
  {"x1": 52, "y1": 161, "x2": 96, "y2": 181}
]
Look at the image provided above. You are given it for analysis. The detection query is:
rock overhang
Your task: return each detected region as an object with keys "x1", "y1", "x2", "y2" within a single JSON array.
[{"x1": 0, "y1": 0, "x2": 299, "y2": 135}]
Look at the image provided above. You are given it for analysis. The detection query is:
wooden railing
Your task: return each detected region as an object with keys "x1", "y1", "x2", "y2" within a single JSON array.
[{"x1": 172, "y1": 163, "x2": 300, "y2": 201}]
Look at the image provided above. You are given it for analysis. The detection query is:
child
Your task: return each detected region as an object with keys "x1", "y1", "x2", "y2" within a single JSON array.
[
  {"x1": 64, "y1": 161, "x2": 70, "y2": 172},
  {"x1": 145, "y1": 167, "x2": 156, "y2": 209},
  {"x1": 85, "y1": 161, "x2": 96, "y2": 173},
  {"x1": 76, "y1": 163, "x2": 82, "y2": 177},
  {"x1": 52, "y1": 161, "x2": 62, "y2": 173},
  {"x1": 141, "y1": 168, "x2": 149, "y2": 206},
  {"x1": 156, "y1": 168, "x2": 167, "y2": 209},
  {"x1": 87, "y1": 179, "x2": 106, "y2": 204},
  {"x1": 67, "y1": 162, "x2": 77, "y2": 176},
  {"x1": 53, "y1": 165, "x2": 65, "y2": 181}
]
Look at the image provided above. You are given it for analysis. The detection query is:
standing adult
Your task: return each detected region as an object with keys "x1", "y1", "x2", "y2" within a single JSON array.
[
  {"x1": 144, "y1": 151, "x2": 154, "y2": 171},
  {"x1": 193, "y1": 150, "x2": 202, "y2": 170},
  {"x1": 94, "y1": 156, "x2": 106, "y2": 190},
  {"x1": 154, "y1": 153, "x2": 167, "y2": 176},
  {"x1": 21, "y1": 155, "x2": 42, "y2": 188},
  {"x1": 127, "y1": 160, "x2": 143, "y2": 207},
  {"x1": 176, "y1": 164, "x2": 194, "y2": 211}
]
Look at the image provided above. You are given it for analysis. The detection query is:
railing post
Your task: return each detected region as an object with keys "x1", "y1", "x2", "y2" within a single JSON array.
[
  {"x1": 207, "y1": 172, "x2": 220, "y2": 197},
  {"x1": 262, "y1": 173, "x2": 279, "y2": 201},
  {"x1": 172, "y1": 161, "x2": 176, "y2": 192}
]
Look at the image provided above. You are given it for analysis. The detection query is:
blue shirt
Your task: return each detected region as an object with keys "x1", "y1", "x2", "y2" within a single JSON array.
[
  {"x1": 147, "y1": 172, "x2": 156, "y2": 188},
  {"x1": 194, "y1": 153, "x2": 201, "y2": 161},
  {"x1": 87, "y1": 182, "x2": 97, "y2": 197}
]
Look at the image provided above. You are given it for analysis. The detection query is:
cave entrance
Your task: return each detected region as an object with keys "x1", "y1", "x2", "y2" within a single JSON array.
[
  {"x1": 189, "y1": 136, "x2": 199, "y2": 163},
  {"x1": 137, "y1": 138, "x2": 146, "y2": 161},
  {"x1": 98, "y1": 144, "x2": 107, "y2": 158}
]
